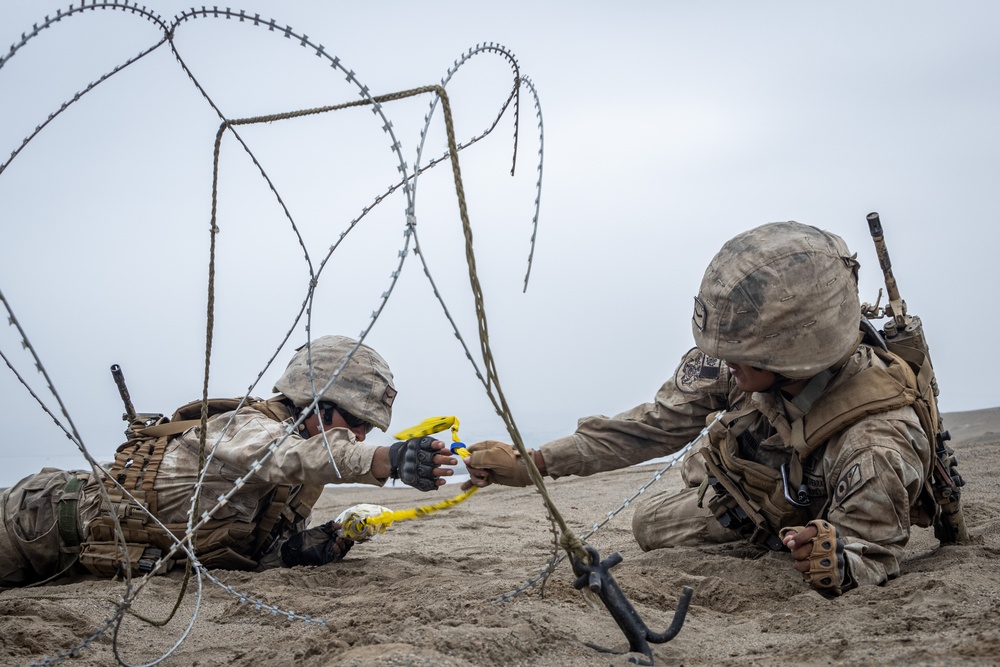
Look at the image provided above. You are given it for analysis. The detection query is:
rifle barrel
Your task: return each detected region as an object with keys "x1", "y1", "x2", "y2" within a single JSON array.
[
  {"x1": 866, "y1": 212, "x2": 906, "y2": 325},
  {"x1": 111, "y1": 364, "x2": 137, "y2": 422}
]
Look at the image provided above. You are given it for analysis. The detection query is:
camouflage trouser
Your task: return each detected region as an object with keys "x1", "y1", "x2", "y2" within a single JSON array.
[
  {"x1": 630, "y1": 445, "x2": 746, "y2": 551},
  {"x1": 631, "y1": 486, "x2": 741, "y2": 551},
  {"x1": 0, "y1": 469, "x2": 89, "y2": 587}
]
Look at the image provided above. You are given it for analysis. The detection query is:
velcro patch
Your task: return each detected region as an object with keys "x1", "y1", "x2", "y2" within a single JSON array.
[
  {"x1": 382, "y1": 386, "x2": 397, "y2": 407},
  {"x1": 692, "y1": 296, "x2": 708, "y2": 331},
  {"x1": 676, "y1": 350, "x2": 722, "y2": 395},
  {"x1": 833, "y1": 462, "x2": 865, "y2": 505}
]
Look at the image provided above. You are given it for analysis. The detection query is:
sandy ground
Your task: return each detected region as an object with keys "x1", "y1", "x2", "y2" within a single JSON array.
[{"x1": 2, "y1": 407, "x2": 998, "y2": 667}]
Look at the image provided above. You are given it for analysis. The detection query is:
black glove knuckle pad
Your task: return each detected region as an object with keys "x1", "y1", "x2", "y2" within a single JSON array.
[{"x1": 389, "y1": 436, "x2": 438, "y2": 492}]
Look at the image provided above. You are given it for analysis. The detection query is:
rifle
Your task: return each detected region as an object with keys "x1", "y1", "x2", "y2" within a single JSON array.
[
  {"x1": 110, "y1": 364, "x2": 163, "y2": 439},
  {"x1": 861, "y1": 212, "x2": 969, "y2": 544}
]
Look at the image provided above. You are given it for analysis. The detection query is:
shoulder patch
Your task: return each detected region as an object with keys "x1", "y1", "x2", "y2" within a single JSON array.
[
  {"x1": 833, "y1": 462, "x2": 865, "y2": 505},
  {"x1": 675, "y1": 350, "x2": 722, "y2": 395}
]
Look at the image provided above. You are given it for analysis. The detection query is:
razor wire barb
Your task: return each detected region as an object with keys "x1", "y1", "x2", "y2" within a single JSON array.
[
  {"x1": 0, "y1": 3, "x2": 666, "y2": 666},
  {"x1": 0, "y1": 4, "x2": 545, "y2": 666}
]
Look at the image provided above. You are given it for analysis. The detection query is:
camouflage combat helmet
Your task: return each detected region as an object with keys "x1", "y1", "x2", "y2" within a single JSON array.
[
  {"x1": 273, "y1": 335, "x2": 397, "y2": 431},
  {"x1": 691, "y1": 221, "x2": 862, "y2": 379}
]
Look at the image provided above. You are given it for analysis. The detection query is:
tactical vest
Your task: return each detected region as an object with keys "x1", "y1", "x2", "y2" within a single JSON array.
[
  {"x1": 699, "y1": 345, "x2": 937, "y2": 550},
  {"x1": 78, "y1": 396, "x2": 322, "y2": 577}
]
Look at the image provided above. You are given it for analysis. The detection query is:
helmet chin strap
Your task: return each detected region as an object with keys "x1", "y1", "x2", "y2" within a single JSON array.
[
  {"x1": 318, "y1": 401, "x2": 337, "y2": 426},
  {"x1": 287, "y1": 399, "x2": 323, "y2": 438},
  {"x1": 786, "y1": 369, "x2": 836, "y2": 413},
  {"x1": 767, "y1": 373, "x2": 800, "y2": 393}
]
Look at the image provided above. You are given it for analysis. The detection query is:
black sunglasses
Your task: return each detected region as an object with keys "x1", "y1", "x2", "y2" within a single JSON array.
[{"x1": 326, "y1": 403, "x2": 375, "y2": 434}]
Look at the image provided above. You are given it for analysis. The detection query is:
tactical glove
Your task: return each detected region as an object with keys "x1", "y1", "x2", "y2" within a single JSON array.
[
  {"x1": 780, "y1": 519, "x2": 848, "y2": 595},
  {"x1": 281, "y1": 521, "x2": 354, "y2": 567},
  {"x1": 388, "y1": 436, "x2": 439, "y2": 492},
  {"x1": 466, "y1": 440, "x2": 534, "y2": 487}
]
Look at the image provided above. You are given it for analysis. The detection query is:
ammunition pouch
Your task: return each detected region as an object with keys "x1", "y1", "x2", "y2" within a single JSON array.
[
  {"x1": 79, "y1": 396, "x2": 319, "y2": 577},
  {"x1": 699, "y1": 408, "x2": 812, "y2": 551},
  {"x1": 700, "y1": 448, "x2": 789, "y2": 551},
  {"x1": 79, "y1": 542, "x2": 172, "y2": 578}
]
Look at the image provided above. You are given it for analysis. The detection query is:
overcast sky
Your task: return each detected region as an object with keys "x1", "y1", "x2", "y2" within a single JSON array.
[{"x1": 1, "y1": 1, "x2": 998, "y2": 488}]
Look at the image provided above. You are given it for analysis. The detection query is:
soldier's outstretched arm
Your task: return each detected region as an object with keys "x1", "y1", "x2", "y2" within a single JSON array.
[{"x1": 461, "y1": 440, "x2": 544, "y2": 489}]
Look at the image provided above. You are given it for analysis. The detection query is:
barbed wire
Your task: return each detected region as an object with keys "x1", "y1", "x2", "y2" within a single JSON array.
[
  {"x1": 0, "y1": 4, "x2": 543, "y2": 665},
  {"x1": 494, "y1": 411, "x2": 726, "y2": 602},
  {"x1": 1, "y1": 2, "x2": 678, "y2": 665}
]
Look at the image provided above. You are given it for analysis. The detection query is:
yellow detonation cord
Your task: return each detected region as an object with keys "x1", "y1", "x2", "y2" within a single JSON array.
[{"x1": 337, "y1": 416, "x2": 478, "y2": 541}]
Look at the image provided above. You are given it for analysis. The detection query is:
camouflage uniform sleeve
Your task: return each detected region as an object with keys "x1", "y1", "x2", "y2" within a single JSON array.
[
  {"x1": 821, "y1": 406, "x2": 932, "y2": 587},
  {"x1": 210, "y1": 408, "x2": 384, "y2": 487},
  {"x1": 542, "y1": 348, "x2": 732, "y2": 478}
]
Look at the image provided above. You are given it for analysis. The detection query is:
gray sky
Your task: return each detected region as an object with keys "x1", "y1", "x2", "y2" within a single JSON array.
[{"x1": 2, "y1": 1, "x2": 998, "y2": 488}]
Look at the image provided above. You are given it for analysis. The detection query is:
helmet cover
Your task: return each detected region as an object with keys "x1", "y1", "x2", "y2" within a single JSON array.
[
  {"x1": 273, "y1": 335, "x2": 396, "y2": 431},
  {"x1": 692, "y1": 221, "x2": 861, "y2": 379}
]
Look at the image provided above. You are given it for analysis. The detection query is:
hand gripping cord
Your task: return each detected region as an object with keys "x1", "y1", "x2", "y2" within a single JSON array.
[{"x1": 338, "y1": 417, "x2": 478, "y2": 541}]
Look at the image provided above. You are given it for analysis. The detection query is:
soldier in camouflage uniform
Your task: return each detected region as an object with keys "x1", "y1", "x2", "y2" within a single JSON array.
[
  {"x1": 0, "y1": 335, "x2": 457, "y2": 587},
  {"x1": 463, "y1": 222, "x2": 936, "y2": 595}
]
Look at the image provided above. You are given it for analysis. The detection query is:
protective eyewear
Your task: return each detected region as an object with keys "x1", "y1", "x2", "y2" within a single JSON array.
[{"x1": 334, "y1": 405, "x2": 375, "y2": 435}]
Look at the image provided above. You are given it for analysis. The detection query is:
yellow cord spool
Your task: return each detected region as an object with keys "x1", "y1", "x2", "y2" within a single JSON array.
[{"x1": 338, "y1": 416, "x2": 476, "y2": 541}]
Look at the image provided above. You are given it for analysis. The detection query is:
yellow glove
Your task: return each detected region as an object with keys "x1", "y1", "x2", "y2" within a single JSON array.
[{"x1": 465, "y1": 440, "x2": 534, "y2": 487}]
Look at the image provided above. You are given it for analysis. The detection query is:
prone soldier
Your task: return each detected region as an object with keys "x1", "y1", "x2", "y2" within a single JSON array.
[
  {"x1": 463, "y1": 220, "x2": 962, "y2": 595},
  {"x1": 0, "y1": 335, "x2": 457, "y2": 586}
]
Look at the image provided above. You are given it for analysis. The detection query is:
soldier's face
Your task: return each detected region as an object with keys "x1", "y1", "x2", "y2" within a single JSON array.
[
  {"x1": 304, "y1": 410, "x2": 369, "y2": 441},
  {"x1": 725, "y1": 362, "x2": 776, "y2": 392},
  {"x1": 330, "y1": 409, "x2": 370, "y2": 442}
]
